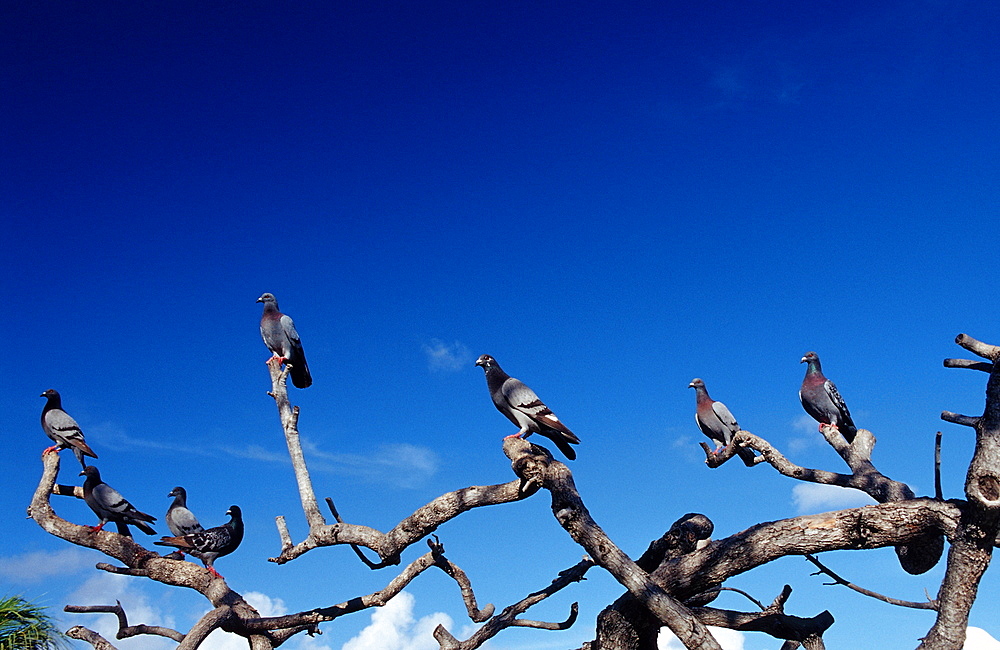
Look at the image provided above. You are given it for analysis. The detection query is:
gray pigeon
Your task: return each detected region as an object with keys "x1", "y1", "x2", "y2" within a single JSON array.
[
  {"x1": 80, "y1": 466, "x2": 156, "y2": 536},
  {"x1": 689, "y1": 378, "x2": 756, "y2": 466},
  {"x1": 155, "y1": 505, "x2": 244, "y2": 579},
  {"x1": 799, "y1": 351, "x2": 857, "y2": 443},
  {"x1": 257, "y1": 293, "x2": 312, "y2": 388},
  {"x1": 40, "y1": 390, "x2": 98, "y2": 469},
  {"x1": 475, "y1": 354, "x2": 580, "y2": 460},
  {"x1": 166, "y1": 486, "x2": 205, "y2": 537}
]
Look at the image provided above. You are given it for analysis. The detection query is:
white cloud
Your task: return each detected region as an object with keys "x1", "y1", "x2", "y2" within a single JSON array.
[
  {"x1": 659, "y1": 625, "x2": 745, "y2": 650},
  {"x1": 65, "y1": 574, "x2": 176, "y2": 650},
  {"x1": 0, "y1": 548, "x2": 93, "y2": 584},
  {"x1": 966, "y1": 627, "x2": 1000, "y2": 649},
  {"x1": 341, "y1": 591, "x2": 452, "y2": 650},
  {"x1": 422, "y1": 339, "x2": 472, "y2": 372},
  {"x1": 791, "y1": 483, "x2": 877, "y2": 514}
]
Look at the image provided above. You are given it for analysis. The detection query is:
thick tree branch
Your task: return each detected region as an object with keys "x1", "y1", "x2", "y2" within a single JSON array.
[
  {"x1": 953, "y1": 333, "x2": 1000, "y2": 362},
  {"x1": 921, "y1": 334, "x2": 1000, "y2": 649},
  {"x1": 503, "y1": 437, "x2": 723, "y2": 650},
  {"x1": 649, "y1": 499, "x2": 960, "y2": 602}
]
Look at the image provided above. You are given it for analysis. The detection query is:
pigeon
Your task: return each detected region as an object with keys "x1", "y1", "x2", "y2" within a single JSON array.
[
  {"x1": 475, "y1": 354, "x2": 580, "y2": 460},
  {"x1": 40, "y1": 389, "x2": 98, "y2": 469},
  {"x1": 257, "y1": 293, "x2": 312, "y2": 388},
  {"x1": 166, "y1": 487, "x2": 205, "y2": 537},
  {"x1": 155, "y1": 505, "x2": 244, "y2": 579},
  {"x1": 79, "y1": 466, "x2": 157, "y2": 537},
  {"x1": 688, "y1": 378, "x2": 756, "y2": 466},
  {"x1": 799, "y1": 351, "x2": 857, "y2": 443}
]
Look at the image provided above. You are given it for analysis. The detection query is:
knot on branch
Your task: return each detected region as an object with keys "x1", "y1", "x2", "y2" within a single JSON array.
[{"x1": 504, "y1": 437, "x2": 551, "y2": 494}]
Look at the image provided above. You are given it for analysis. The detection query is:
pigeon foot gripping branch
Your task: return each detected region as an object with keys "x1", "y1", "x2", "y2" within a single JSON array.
[
  {"x1": 155, "y1": 505, "x2": 244, "y2": 579},
  {"x1": 258, "y1": 292, "x2": 312, "y2": 389},
  {"x1": 40, "y1": 389, "x2": 99, "y2": 469},
  {"x1": 689, "y1": 378, "x2": 757, "y2": 467},
  {"x1": 475, "y1": 354, "x2": 580, "y2": 461}
]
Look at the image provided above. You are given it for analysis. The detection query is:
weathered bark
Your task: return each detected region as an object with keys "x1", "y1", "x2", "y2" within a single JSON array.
[{"x1": 919, "y1": 334, "x2": 1000, "y2": 649}]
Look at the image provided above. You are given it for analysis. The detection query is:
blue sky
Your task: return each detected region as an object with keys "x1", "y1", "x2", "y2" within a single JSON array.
[{"x1": 4, "y1": 1, "x2": 1000, "y2": 648}]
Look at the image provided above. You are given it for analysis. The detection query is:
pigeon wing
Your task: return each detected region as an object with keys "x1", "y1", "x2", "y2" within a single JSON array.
[
  {"x1": 167, "y1": 506, "x2": 204, "y2": 537},
  {"x1": 44, "y1": 410, "x2": 98, "y2": 458},
  {"x1": 501, "y1": 378, "x2": 575, "y2": 437},
  {"x1": 824, "y1": 380, "x2": 855, "y2": 428},
  {"x1": 711, "y1": 401, "x2": 739, "y2": 435}
]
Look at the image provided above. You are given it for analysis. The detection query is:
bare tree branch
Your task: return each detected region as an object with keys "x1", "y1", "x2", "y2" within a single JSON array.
[
  {"x1": 434, "y1": 557, "x2": 595, "y2": 649},
  {"x1": 953, "y1": 333, "x2": 1000, "y2": 362},
  {"x1": 64, "y1": 602, "x2": 187, "y2": 641},
  {"x1": 943, "y1": 358, "x2": 993, "y2": 372},
  {"x1": 503, "y1": 437, "x2": 723, "y2": 650},
  {"x1": 65, "y1": 626, "x2": 118, "y2": 650},
  {"x1": 941, "y1": 411, "x2": 981, "y2": 428},
  {"x1": 921, "y1": 334, "x2": 1000, "y2": 649},
  {"x1": 935, "y1": 431, "x2": 943, "y2": 501},
  {"x1": 266, "y1": 365, "x2": 538, "y2": 566},
  {"x1": 804, "y1": 554, "x2": 938, "y2": 609},
  {"x1": 266, "y1": 359, "x2": 325, "y2": 528}
]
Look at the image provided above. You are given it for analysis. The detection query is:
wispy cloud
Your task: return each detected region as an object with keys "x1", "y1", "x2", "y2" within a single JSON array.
[
  {"x1": 422, "y1": 339, "x2": 472, "y2": 372},
  {"x1": 341, "y1": 591, "x2": 451, "y2": 650},
  {"x1": 659, "y1": 625, "x2": 745, "y2": 649},
  {"x1": 303, "y1": 440, "x2": 440, "y2": 489},
  {"x1": 791, "y1": 483, "x2": 876, "y2": 514},
  {"x1": 0, "y1": 548, "x2": 94, "y2": 584},
  {"x1": 99, "y1": 424, "x2": 439, "y2": 488}
]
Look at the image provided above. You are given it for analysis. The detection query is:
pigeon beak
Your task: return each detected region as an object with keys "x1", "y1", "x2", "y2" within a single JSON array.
[
  {"x1": 800, "y1": 356, "x2": 808, "y2": 363},
  {"x1": 687, "y1": 382, "x2": 695, "y2": 388},
  {"x1": 256, "y1": 297, "x2": 264, "y2": 303},
  {"x1": 79, "y1": 469, "x2": 85, "y2": 476}
]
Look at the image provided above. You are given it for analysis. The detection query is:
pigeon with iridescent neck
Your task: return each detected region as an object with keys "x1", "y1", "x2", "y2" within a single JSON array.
[
  {"x1": 257, "y1": 293, "x2": 312, "y2": 388},
  {"x1": 799, "y1": 351, "x2": 857, "y2": 443},
  {"x1": 475, "y1": 354, "x2": 580, "y2": 460},
  {"x1": 689, "y1": 378, "x2": 756, "y2": 466}
]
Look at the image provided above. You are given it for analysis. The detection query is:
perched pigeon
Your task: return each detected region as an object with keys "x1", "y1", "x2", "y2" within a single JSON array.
[
  {"x1": 80, "y1": 466, "x2": 156, "y2": 537},
  {"x1": 475, "y1": 354, "x2": 580, "y2": 460},
  {"x1": 257, "y1": 293, "x2": 312, "y2": 388},
  {"x1": 155, "y1": 505, "x2": 244, "y2": 579},
  {"x1": 688, "y1": 379, "x2": 756, "y2": 466},
  {"x1": 166, "y1": 487, "x2": 205, "y2": 538},
  {"x1": 799, "y1": 351, "x2": 857, "y2": 443},
  {"x1": 40, "y1": 389, "x2": 98, "y2": 469}
]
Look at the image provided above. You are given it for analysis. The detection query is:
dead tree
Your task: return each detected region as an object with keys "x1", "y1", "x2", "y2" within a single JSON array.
[{"x1": 24, "y1": 334, "x2": 1000, "y2": 649}]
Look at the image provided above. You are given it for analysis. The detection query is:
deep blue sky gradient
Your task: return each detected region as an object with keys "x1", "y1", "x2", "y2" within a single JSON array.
[{"x1": 4, "y1": 1, "x2": 1000, "y2": 648}]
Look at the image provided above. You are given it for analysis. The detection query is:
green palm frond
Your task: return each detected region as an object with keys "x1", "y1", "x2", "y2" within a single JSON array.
[{"x1": 0, "y1": 595, "x2": 66, "y2": 650}]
